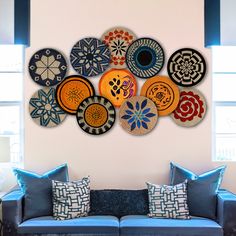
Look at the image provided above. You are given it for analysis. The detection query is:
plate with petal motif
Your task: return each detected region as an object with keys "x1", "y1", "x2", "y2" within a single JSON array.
[
  {"x1": 29, "y1": 48, "x2": 67, "y2": 87},
  {"x1": 29, "y1": 87, "x2": 67, "y2": 127}
]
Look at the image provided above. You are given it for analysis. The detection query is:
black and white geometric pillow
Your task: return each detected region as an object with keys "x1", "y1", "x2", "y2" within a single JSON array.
[
  {"x1": 147, "y1": 181, "x2": 191, "y2": 219},
  {"x1": 52, "y1": 177, "x2": 90, "y2": 220}
]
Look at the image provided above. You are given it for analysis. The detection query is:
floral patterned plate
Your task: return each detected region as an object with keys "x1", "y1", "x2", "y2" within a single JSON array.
[
  {"x1": 140, "y1": 75, "x2": 180, "y2": 116},
  {"x1": 70, "y1": 37, "x2": 110, "y2": 77},
  {"x1": 29, "y1": 48, "x2": 67, "y2": 87},
  {"x1": 171, "y1": 89, "x2": 207, "y2": 127},
  {"x1": 101, "y1": 27, "x2": 136, "y2": 68},
  {"x1": 119, "y1": 96, "x2": 158, "y2": 135},
  {"x1": 56, "y1": 75, "x2": 95, "y2": 115},
  {"x1": 99, "y1": 69, "x2": 137, "y2": 107},
  {"x1": 29, "y1": 87, "x2": 67, "y2": 127},
  {"x1": 167, "y1": 48, "x2": 206, "y2": 87}
]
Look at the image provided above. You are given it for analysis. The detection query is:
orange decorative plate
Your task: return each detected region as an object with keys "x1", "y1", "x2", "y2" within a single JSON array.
[
  {"x1": 140, "y1": 75, "x2": 180, "y2": 116},
  {"x1": 77, "y1": 96, "x2": 116, "y2": 135},
  {"x1": 99, "y1": 69, "x2": 137, "y2": 107},
  {"x1": 56, "y1": 75, "x2": 95, "y2": 114}
]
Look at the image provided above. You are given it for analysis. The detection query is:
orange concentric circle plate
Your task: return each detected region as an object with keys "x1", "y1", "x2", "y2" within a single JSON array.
[
  {"x1": 56, "y1": 75, "x2": 95, "y2": 114},
  {"x1": 140, "y1": 75, "x2": 180, "y2": 116},
  {"x1": 99, "y1": 69, "x2": 137, "y2": 107}
]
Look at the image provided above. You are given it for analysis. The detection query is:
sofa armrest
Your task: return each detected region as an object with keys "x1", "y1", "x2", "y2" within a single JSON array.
[
  {"x1": 217, "y1": 190, "x2": 236, "y2": 236},
  {"x1": 2, "y1": 189, "x2": 24, "y2": 236}
]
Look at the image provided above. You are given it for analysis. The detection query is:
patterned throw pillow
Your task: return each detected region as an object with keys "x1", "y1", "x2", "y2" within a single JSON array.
[
  {"x1": 147, "y1": 181, "x2": 190, "y2": 219},
  {"x1": 52, "y1": 177, "x2": 90, "y2": 220}
]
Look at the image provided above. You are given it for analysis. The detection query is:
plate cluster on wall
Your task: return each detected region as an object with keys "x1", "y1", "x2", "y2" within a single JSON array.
[{"x1": 28, "y1": 27, "x2": 207, "y2": 136}]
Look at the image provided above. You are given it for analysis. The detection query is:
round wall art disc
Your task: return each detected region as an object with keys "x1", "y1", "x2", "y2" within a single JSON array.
[
  {"x1": 140, "y1": 75, "x2": 180, "y2": 116},
  {"x1": 171, "y1": 89, "x2": 207, "y2": 127},
  {"x1": 99, "y1": 69, "x2": 137, "y2": 107},
  {"x1": 126, "y1": 38, "x2": 164, "y2": 78},
  {"x1": 29, "y1": 87, "x2": 67, "y2": 127},
  {"x1": 167, "y1": 48, "x2": 206, "y2": 87},
  {"x1": 119, "y1": 96, "x2": 158, "y2": 135},
  {"x1": 101, "y1": 27, "x2": 137, "y2": 68},
  {"x1": 56, "y1": 75, "x2": 95, "y2": 115},
  {"x1": 29, "y1": 48, "x2": 67, "y2": 87},
  {"x1": 76, "y1": 96, "x2": 116, "y2": 135},
  {"x1": 70, "y1": 37, "x2": 111, "y2": 77}
]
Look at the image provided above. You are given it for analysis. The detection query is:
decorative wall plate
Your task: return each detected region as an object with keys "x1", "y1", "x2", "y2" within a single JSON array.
[
  {"x1": 119, "y1": 96, "x2": 158, "y2": 135},
  {"x1": 56, "y1": 75, "x2": 95, "y2": 115},
  {"x1": 77, "y1": 96, "x2": 116, "y2": 135},
  {"x1": 101, "y1": 27, "x2": 136, "y2": 68},
  {"x1": 167, "y1": 48, "x2": 206, "y2": 87},
  {"x1": 126, "y1": 38, "x2": 164, "y2": 78},
  {"x1": 171, "y1": 89, "x2": 207, "y2": 127},
  {"x1": 29, "y1": 88, "x2": 67, "y2": 127},
  {"x1": 29, "y1": 48, "x2": 67, "y2": 87},
  {"x1": 70, "y1": 38, "x2": 111, "y2": 77},
  {"x1": 140, "y1": 76, "x2": 180, "y2": 116},
  {"x1": 99, "y1": 69, "x2": 137, "y2": 107}
]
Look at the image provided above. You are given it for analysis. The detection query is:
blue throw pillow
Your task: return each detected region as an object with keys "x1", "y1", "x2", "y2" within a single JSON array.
[
  {"x1": 170, "y1": 162, "x2": 226, "y2": 219},
  {"x1": 13, "y1": 164, "x2": 68, "y2": 220}
]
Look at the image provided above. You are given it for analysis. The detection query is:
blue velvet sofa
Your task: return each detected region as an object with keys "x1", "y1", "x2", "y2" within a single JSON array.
[{"x1": 2, "y1": 188, "x2": 236, "y2": 236}]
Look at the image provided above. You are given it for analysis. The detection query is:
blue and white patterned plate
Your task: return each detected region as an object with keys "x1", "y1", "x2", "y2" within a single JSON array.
[
  {"x1": 70, "y1": 38, "x2": 111, "y2": 77},
  {"x1": 29, "y1": 48, "x2": 67, "y2": 87},
  {"x1": 126, "y1": 38, "x2": 164, "y2": 78},
  {"x1": 29, "y1": 88, "x2": 67, "y2": 127},
  {"x1": 119, "y1": 96, "x2": 158, "y2": 135}
]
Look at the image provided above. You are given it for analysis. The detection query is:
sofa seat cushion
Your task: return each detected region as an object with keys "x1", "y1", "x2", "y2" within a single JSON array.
[
  {"x1": 18, "y1": 215, "x2": 119, "y2": 235},
  {"x1": 120, "y1": 215, "x2": 223, "y2": 236}
]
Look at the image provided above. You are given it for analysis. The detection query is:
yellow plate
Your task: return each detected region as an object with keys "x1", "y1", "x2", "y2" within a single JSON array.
[
  {"x1": 140, "y1": 75, "x2": 180, "y2": 116},
  {"x1": 99, "y1": 69, "x2": 137, "y2": 107},
  {"x1": 56, "y1": 75, "x2": 95, "y2": 114}
]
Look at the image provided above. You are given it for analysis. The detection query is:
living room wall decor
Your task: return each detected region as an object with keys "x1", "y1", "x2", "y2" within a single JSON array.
[
  {"x1": 29, "y1": 48, "x2": 68, "y2": 87},
  {"x1": 119, "y1": 96, "x2": 158, "y2": 135},
  {"x1": 101, "y1": 27, "x2": 137, "y2": 68},
  {"x1": 99, "y1": 69, "x2": 137, "y2": 107},
  {"x1": 167, "y1": 48, "x2": 206, "y2": 87},
  {"x1": 170, "y1": 89, "x2": 207, "y2": 127},
  {"x1": 76, "y1": 96, "x2": 116, "y2": 135},
  {"x1": 29, "y1": 87, "x2": 67, "y2": 127},
  {"x1": 126, "y1": 38, "x2": 164, "y2": 78},
  {"x1": 70, "y1": 37, "x2": 111, "y2": 77},
  {"x1": 140, "y1": 76, "x2": 180, "y2": 116},
  {"x1": 27, "y1": 26, "x2": 208, "y2": 133},
  {"x1": 56, "y1": 75, "x2": 95, "y2": 115}
]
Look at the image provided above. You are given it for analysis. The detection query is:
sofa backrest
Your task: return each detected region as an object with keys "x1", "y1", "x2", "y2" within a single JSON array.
[{"x1": 89, "y1": 189, "x2": 149, "y2": 218}]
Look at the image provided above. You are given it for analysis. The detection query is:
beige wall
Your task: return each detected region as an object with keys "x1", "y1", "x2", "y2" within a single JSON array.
[{"x1": 24, "y1": 0, "x2": 236, "y2": 192}]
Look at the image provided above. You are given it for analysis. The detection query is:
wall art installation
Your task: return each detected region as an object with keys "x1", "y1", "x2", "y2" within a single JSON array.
[
  {"x1": 170, "y1": 89, "x2": 207, "y2": 127},
  {"x1": 70, "y1": 37, "x2": 110, "y2": 77},
  {"x1": 119, "y1": 96, "x2": 158, "y2": 135},
  {"x1": 101, "y1": 27, "x2": 137, "y2": 68},
  {"x1": 167, "y1": 48, "x2": 206, "y2": 87},
  {"x1": 29, "y1": 48, "x2": 67, "y2": 87},
  {"x1": 76, "y1": 96, "x2": 116, "y2": 135},
  {"x1": 126, "y1": 38, "x2": 164, "y2": 78},
  {"x1": 56, "y1": 75, "x2": 95, "y2": 115},
  {"x1": 140, "y1": 76, "x2": 180, "y2": 116},
  {"x1": 28, "y1": 26, "x2": 207, "y2": 134},
  {"x1": 29, "y1": 88, "x2": 67, "y2": 127},
  {"x1": 99, "y1": 69, "x2": 137, "y2": 107}
]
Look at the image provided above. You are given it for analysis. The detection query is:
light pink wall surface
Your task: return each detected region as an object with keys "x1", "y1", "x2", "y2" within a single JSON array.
[{"x1": 24, "y1": 0, "x2": 236, "y2": 192}]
